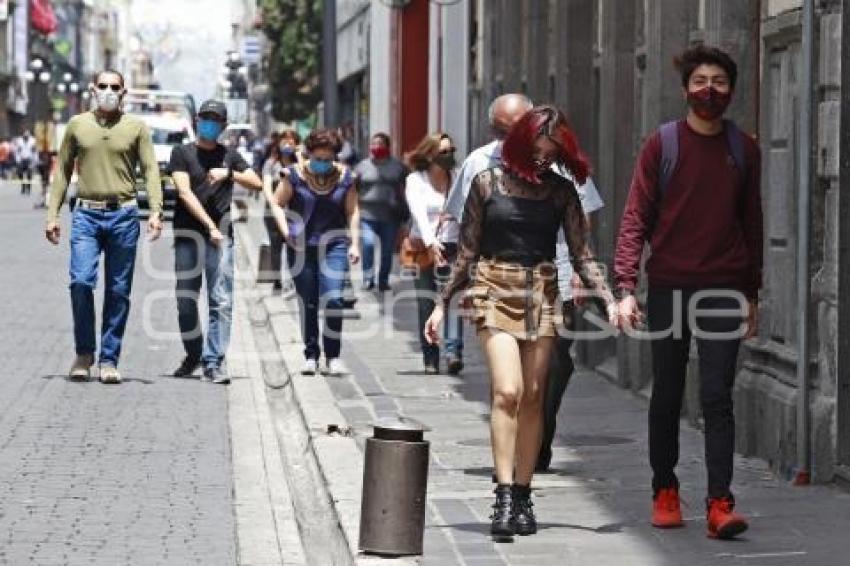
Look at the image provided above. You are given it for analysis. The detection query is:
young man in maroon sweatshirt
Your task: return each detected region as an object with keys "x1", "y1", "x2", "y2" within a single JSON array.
[{"x1": 614, "y1": 46, "x2": 762, "y2": 540}]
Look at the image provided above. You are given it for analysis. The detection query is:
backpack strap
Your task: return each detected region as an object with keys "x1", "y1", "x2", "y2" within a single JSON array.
[
  {"x1": 655, "y1": 118, "x2": 748, "y2": 207},
  {"x1": 723, "y1": 119, "x2": 747, "y2": 180},
  {"x1": 658, "y1": 120, "x2": 680, "y2": 198}
]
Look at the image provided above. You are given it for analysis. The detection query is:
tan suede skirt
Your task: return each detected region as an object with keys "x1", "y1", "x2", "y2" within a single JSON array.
[{"x1": 465, "y1": 258, "x2": 560, "y2": 340}]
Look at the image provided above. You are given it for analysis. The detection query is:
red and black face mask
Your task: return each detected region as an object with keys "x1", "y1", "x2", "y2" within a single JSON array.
[{"x1": 687, "y1": 86, "x2": 731, "y2": 121}]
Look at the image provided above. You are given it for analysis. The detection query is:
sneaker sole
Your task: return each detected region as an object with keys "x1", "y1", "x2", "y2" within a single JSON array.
[
  {"x1": 173, "y1": 365, "x2": 201, "y2": 378},
  {"x1": 709, "y1": 520, "x2": 748, "y2": 540},
  {"x1": 652, "y1": 520, "x2": 685, "y2": 529},
  {"x1": 212, "y1": 378, "x2": 231, "y2": 385},
  {"x1": 69, "y1": 371, "x2": 90, "y2": 381},
  {"x1": 99, "y1": 377, "x2": 122, "y2": 384}
]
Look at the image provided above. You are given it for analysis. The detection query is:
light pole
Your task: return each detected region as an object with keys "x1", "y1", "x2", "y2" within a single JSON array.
[
  {"x1": 54, "y1": 72, "x2": 82, "y2": 120},
  {"x1": 322, "y1": 0, "x2": 338, "y2": 127},
  {"x1": 24, "y1": 57, "x2": 53, "y2": 126}
]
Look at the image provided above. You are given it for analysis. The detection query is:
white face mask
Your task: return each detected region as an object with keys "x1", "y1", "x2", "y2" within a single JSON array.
[{"x1": 94, "y1": 89, "x2": 121, "y2": 112}]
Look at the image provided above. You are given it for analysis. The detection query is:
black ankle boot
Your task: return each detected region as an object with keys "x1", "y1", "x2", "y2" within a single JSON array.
[
  {"x1": 511, "y1": 484, "x2": 537, "y2": 535},
  {"x1": 490, "y1": 484, "x2": 514, "y2": 538}
]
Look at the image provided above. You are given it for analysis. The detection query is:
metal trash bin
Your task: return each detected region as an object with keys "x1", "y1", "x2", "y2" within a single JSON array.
[{"x1": 359, "y1": 418, "x2": 430, "y2": 556}]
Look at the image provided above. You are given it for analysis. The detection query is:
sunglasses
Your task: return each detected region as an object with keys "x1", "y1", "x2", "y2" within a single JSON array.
[
  {"x1": 96, "y1": 83, "x2": 122, "y2": 92},
  {"x1": 438, "y1": 147, "x2": 456, "y2": 155}
]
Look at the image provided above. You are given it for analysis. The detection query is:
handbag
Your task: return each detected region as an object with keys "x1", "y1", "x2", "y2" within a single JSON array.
[
  {"x1": 400, "y1": 235, "x2": 434, "y2": 270},
  {"x1": 400, "y1": 183, "x2": 451, "y2": 271}
]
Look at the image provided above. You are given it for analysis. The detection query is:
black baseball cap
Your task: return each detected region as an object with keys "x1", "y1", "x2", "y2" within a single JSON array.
[{"x1": 198, "y1": 99, "x2": 228, "y2": 121}]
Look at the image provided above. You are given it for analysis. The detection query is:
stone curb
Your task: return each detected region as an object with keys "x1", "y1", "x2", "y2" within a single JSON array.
[
  {"x1": 263, "y1": 295, "x2": 416, "y2": 566},
  {"x1": 236, "y1": 219, "x2": 414, "y2": 565}
]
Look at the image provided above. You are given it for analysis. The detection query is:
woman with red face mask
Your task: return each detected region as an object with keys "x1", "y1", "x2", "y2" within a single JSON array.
[
  {"x1": 425, "y1": 106, "x2": 616, "y2": 539},
  {"x1": 353, "y1": 133, "x2": 408, "y2": 291}
]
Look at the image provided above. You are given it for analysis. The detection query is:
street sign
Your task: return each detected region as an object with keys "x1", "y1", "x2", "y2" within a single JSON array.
[{"x1": 240, "y1": 35, "x2": 262, "y2": 65}]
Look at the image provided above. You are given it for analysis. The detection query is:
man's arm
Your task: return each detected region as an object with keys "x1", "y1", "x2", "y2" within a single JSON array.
[
  {"x1": 47, "y1": 121, "x2": 78, "y2": 225},
  {"x1": 212, "y1": 150, "x2": 262, "y2": 190},
  {"x1": 233, "y1": 168, "x2": 262, "y2": 191},
  {"x1": 444, "y1": 157, "x2": 473, "y2": 221},
  {"x1": 613, "y1": 134, "x2": 661, "y2": 294},
  {"x1": 138, "y1": 123, "x2": 163, "y2": 215}
]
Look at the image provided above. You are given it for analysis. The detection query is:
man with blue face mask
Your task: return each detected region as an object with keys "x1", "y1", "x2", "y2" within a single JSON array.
[{"x1": 168, "y1": 99, "x2": 263, "y2": 383}]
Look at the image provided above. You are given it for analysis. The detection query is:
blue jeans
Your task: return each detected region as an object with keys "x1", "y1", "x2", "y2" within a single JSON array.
[
  {"x1": 436, "y1": 243, "x2": 463, "y2": 358},
  {"x1": 174, "y1": 236, "x2": 235, "y2": 369},
  {"x1": 69, "y1": 206, "x2": 140, "y2": 366},
  {"x1": 360, "y1": 218, "x2": 398, "y2": 288},
  {"x1": 287, "y1": 242, "x2": 348, "y2": 361}
]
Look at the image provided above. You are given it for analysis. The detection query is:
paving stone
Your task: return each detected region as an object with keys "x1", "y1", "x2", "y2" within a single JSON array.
[{"x1": 0, "y1": 187, "x2": 235, "y2": 564}]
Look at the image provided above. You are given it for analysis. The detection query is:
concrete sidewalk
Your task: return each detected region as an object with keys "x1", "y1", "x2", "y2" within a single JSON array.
[{"x1": 238, "y1": 214, "x2": 850, "y2": 566}]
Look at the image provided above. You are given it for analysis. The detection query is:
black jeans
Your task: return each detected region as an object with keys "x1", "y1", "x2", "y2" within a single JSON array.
[
  {"x1": 647, "y1": 287, "x2": 744, "y2": 499},
  {"x1": 539, "y1": 301, "x2": 576, "y2": 466}
]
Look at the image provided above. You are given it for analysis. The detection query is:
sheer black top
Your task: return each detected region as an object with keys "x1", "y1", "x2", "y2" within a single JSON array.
[{"x1": 441, "y1": 166, "x2": 613, "y2": 306}]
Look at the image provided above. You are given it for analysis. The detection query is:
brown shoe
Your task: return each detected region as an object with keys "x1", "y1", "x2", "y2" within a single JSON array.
[
  {"x1": 99, "y1": 365, "x2": 122, "y2": 385},
  {"x1": 69, "y1": 354, "x2": 94, "y2": 381}
]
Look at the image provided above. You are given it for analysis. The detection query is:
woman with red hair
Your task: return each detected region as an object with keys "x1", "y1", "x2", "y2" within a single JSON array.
[{"x1": 425, "y1": 105, "x2": 617, "y2": 539}]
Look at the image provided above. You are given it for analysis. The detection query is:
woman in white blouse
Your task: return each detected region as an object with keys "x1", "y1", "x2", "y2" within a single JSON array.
[{"x1": 404, "y1": 132, "x2": 461, "y2": 374}]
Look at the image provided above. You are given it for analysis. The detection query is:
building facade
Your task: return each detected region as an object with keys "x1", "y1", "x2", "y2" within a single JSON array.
[
  {"x1": 1, "y1": 0, "x2": 124, "y2": 138},
  {"x1": 343, "y1": 0, "x2": 849, "y2": 485},
  {"x1": 334, "y1": 0, "x2": 473, "y2": 158},
  {"x1": 463, "y1": 0, "x2": 847, "y2": 484}
]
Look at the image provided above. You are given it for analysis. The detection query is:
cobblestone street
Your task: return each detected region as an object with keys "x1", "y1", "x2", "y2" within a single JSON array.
[{"x1": 0, "y1": 186, "x2": 235, "y2": 565}]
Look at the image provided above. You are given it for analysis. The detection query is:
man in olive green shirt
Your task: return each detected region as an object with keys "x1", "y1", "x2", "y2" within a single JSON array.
[{"x1": 45, "y1": 70, "x2": 163, "y2": 384}]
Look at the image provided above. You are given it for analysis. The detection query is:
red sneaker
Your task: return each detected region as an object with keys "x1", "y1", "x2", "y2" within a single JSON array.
[
  {"x1": 651, "y1": 487, "x2": 684, "y2": 528},
  {"x1": 706, "y1": 497, "x2": 748, "y2": 539}
]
